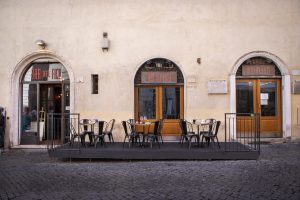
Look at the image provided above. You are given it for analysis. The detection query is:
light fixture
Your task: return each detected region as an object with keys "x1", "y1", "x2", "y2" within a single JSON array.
[
  {"x1": 100, "y1": 32, "x2": 109, "y2": 52},
  {"x1": 197, "y1": 58, "x2": 201, "y2": 65},
  {"x1": 35, "y1": 40, "x2": 46, "y2": 49}
]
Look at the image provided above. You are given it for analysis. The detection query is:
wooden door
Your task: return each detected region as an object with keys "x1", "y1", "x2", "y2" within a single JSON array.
[
  {"x1": 236, "y1": 79, "x2": 282, "y2": 137},
  {"x1": 135, "y1": 85, "x2": 184, "y2": 135},
  {"x1": 258, "y1": 79, "x2": 282, "y2": 137}
]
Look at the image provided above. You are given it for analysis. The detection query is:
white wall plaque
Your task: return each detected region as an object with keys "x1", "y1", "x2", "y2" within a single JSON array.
[
  {"x1": 291, "y1": 70, "x2": 300, "y2": 76},
  {"x1": 208, "y1": 80, "x2": 228, "y2": 94}
]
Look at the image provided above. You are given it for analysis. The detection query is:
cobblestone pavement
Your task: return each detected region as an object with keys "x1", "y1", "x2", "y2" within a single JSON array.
[{"x1": 0, "y1": 143, "x2": 299, "y2": 200}]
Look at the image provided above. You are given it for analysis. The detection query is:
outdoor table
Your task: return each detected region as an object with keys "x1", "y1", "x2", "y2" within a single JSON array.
[{"x1": 131, "y1": 122, "x2": 153, "y2": 146}]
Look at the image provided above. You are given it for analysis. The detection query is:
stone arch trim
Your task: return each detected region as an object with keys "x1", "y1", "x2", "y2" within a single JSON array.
[
  {"x1": 10, "y1": 50, "x2": 75, "y2": 146},
  {"x1": 133, "y1": 56, "x2": 187, "y2": 119},
  {"x1": 229, "y1": 51, "x2": 291, "y2": 139},
  {"x1": 134, "y1": 57, "x2": 186, "y2": 84},
  {"x1": 230, "y1": 51, "x2": 289, "y2": 75}
]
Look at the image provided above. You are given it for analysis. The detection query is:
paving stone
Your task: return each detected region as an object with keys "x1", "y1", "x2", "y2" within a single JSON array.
[{"x1": 0, "y1": 143, "x2": 299, "y2": 199}]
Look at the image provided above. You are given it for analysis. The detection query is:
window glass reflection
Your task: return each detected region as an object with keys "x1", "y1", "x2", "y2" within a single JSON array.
[
  {"x1": 162, "y1": 87, "x2": 180, "y2": 119},
  {"x1": 21, "y1": 84, "x2": 37, "y2": 134},
  {"x1": 138, "y1": 88, "x2": 156, "y2": 119},
  {"x1": 236, "y1": 82, "x2": 254, "y2": 114},
  {"x1": 260, "y1": 82, "x2": 277, "y2": 116}
]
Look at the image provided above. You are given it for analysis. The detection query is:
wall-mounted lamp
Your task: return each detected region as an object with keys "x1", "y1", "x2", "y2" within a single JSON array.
[
  {"x1": 35, "y1": 40, "x2": 46, "y2": 49},
  {"x1": 101, "y1": 32, "x2": 109, "y2": 52},
  {"x1": 197, "y1": 58, "x2": 201, "y2": 65}
]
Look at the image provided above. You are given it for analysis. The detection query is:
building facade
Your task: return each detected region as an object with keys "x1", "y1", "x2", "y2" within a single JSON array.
[{"x1": 0, "y1": 0, "x2": 299, "y2": 147}]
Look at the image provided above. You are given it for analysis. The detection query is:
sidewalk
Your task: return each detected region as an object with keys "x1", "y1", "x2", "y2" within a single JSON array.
[{"x1": 0, "y1": 143, "x2": 299, "y2": 200}]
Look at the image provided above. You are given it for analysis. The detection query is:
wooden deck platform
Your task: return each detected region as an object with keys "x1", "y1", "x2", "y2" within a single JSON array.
[{"x1": 48, "y1": 142, "x2": 260, "y2": 160}]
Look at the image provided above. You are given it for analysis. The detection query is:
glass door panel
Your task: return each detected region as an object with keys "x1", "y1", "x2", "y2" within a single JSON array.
[
  {"x1": 39, "y1": 84, "x2": 63, "y2": 142},
  {"x1": 135, "y1": 85, "x2": 183, "y2": 135},
  {"x1": 236, "y1": 81, "x2": 254, "y2": 114},
  {"x1": 260, "y1": 81, "x2": 277, "y2": 117},
  {"x1": 138, "y1": 88, "x2": 156, "y2": 119},
  {"x1": 21, "y1": 84, "x2": 38, "y2": 135},
  {"x1": 236, "y1": 79, "x2": 282, "y2": 137},
  {"x1": 162, "y1": 87, "x2": 180, "y2": 119}
]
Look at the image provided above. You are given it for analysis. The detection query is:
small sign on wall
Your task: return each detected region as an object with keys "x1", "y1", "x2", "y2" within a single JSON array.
[{"x1": 208, "y1": 80, "x2": 228, "y2": 94}]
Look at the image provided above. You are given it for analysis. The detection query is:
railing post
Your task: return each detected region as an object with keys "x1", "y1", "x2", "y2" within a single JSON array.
[{"x1": 225, "y1": 113, "x2": 227, "y2": 152}]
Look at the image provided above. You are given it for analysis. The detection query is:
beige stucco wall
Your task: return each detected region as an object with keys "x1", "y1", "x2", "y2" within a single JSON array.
[{"x1": 0, "y1": 0, "x2": 300, "y2": 145}]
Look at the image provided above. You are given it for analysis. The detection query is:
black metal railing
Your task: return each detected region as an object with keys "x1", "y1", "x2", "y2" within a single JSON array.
[
  {"x1": 225, "y1": 113, "x2": 260, "y2": 152},
  {"x1": 47, "y1": 113, "x2": 260, "y2": 155},
  {"x1": 47, "y1": 113, "x2": 80, "y2": 149}
]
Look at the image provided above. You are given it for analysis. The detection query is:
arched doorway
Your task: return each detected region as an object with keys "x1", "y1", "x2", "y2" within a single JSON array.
[
  {"x1": 134, "y1": 58, "x2": 184, "y2": 135},
  {"x1": 235, "y1": 57, "x2": 282, "y2": 137},
  {"x1": 230, "y1": 51, "x2": 291, "y2": 139},
  {"x1": 20, "y1": 58, "x2": 70, "y2": 144},
  {"x1": 10, "y1": 51, "x2": 74, "y2": 146}
]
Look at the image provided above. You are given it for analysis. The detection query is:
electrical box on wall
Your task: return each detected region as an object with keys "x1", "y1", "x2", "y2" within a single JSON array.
[
  {"x1": 101, "y1": 32, "x2": 109, "y2": 51},
  {"x1": 101, "y1": 38, "x2": 109, "y2": 50},
  {"x1": 292, "y1": 81, "x2": 300, "y2": 94}
]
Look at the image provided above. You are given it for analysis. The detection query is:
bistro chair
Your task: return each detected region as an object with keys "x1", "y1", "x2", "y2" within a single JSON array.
[
  {"x1": 199, "y1": 118, "x2": 217, "y2": 136},
  {"x1": 201, "y1": 121, "x2": 221, "y2": 148},
  {"x1": 80, "y1": 119, "x2": 95, "y2": 146},
  {"x1": 69, "y1": 122, "x2": 83, "y2": 147},
  {"x1": 145, "y1": 121, "x2": 160, "y2": 148},
  {"x1": 93, "y1": 121, "x2": 106, "y2": 148},
  {"x1": 104, "y1": 119, "x2": 115, "y2": 143},
  {"x1": 179, "y1": 119, "x2": 200, "y2": 149},
  {"x1": 122, "y1": 121, "x2": 140, "y2": 148}
]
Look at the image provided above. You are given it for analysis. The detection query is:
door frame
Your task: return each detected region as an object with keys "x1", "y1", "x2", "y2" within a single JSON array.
[
  {"x1": 10, "y1": 51, "x2": 74, "y2": 146},
  {"x1": 230, "y1": 51, "x2": 291, "y2": 139},
  {"x1": 134, "y1": 85, "x2": 184, "y2": 135},
  {"x1": 236, "y1": 78, "x2": 282, "y2": 137}
]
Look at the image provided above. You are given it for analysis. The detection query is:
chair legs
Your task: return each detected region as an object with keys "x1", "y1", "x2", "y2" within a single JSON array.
[
  {"x1": 201, "y1": 136, "x2": 220, "y2": 149},
  {"x1": 94, "y1": 136, "x2": 105, "y2": 148}
]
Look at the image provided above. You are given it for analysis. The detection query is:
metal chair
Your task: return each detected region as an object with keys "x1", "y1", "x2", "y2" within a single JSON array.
[
  {"x1": 104, "y1": 119, "x2": 115, "y2": 143},
  {"x1": 145, "y1": 121, "x2": 160, "y2": 148},
  {"x1": 69, "y1": 122, "x2": 83, "y2": 147},
  {"x1": 122, "y1": 121, "x2": 140, "y2": 148},
  {"x1": 179, "y1": 119, "x2": 200, "y2": 149},
  {"x1": 93, "y1": 121, "x2": 106, "y2": 148},
  {"x1": 201, "y1": 121, "x2": 221, "y2": 148},
  {"x1": 80, "y1": 119, "x2": 95, "y2": 146},
  {"x1": 199, "y1": 118, "x2": 216, "y2": 137}
]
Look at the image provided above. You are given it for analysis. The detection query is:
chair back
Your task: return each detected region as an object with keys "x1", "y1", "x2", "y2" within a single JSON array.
[
  {"x1": 70, "y1": 123, "x2": 77, "y2": 136},
  {"x1": 152, "y1": 121, "x2": 160, "y2": 135},
  {"x1": 180, "y1": 120, "x2": 188, "y2": 136},
  {"x1": 81, "y1": 119, "x2": 90, "y2": 131},
  {"x1": 186, "y1": 121, "x2": 194, "y2": 132},
  {"x1": 106, "y1": 119, "x2": 115, "y2": 132},
  {"x1": 98, "y1": 121, "x2": 105, "y2": 135},
  {"x1": 122, "y1": 121, "x2": 129, "y2": 136},
  {"x1": 213, "y1": 121, "x2": 221, "y2": 136},
  {"x1": 158, "y1": 119, "x2": 164, "y2": 134},
  {"x1": 205, "y1": 118, "x2": 216, "y2": 133},
  {"x1": 127, "y1": 121, "x2": 135, "y2": 132}
]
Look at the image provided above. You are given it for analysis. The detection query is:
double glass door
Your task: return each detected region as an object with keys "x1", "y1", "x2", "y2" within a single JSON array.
[
  {"x1": 135, "y1": 85, "x2": 184, "y2": 135},
  {"x1": 236, "y1": 79, "x2": 282, "y2": 137},
  {"x1": 21, "y1": 83, "x2": 70, "y2": 144}
]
